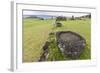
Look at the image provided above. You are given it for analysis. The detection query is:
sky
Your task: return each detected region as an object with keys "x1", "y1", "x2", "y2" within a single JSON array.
[{"x1": 23, "y1": 10, "x2": 90, "y2": 18}]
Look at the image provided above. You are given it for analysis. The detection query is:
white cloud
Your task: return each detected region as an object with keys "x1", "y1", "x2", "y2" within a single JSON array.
[{"x1": 23, "y1": 10, "x2": 90, "y2": 17}]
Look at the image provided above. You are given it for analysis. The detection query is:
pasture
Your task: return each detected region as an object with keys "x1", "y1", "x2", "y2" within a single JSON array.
[{"x1": 23, "y1": 18, "x2": 91, "y2": 62}]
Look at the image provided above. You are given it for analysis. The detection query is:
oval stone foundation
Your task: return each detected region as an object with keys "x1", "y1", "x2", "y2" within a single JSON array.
[{"x1": 56, "y1": 31, "x2": 86, "y2": 59}]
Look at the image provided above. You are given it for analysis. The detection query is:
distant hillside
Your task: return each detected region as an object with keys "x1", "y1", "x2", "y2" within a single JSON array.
[{"x1": 23, "y1": 15, "x2": 54, "y2": 19}]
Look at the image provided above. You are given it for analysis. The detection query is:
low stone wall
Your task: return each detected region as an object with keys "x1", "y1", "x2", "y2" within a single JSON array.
[{"x1": 38, "y1": 41, "x2": 50, "y2": 61}]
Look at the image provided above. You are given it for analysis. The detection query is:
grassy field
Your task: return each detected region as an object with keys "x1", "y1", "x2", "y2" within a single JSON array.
[{"x1": 23, "y1": 18, "x2": 91, "y2": 62}]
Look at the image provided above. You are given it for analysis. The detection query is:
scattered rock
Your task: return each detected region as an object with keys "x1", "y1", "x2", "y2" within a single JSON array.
[{"x1": 55, "y1": 22, "x2": 62, "y2": 27}]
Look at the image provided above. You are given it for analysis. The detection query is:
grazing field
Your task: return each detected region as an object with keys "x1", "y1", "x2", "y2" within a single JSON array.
[{"x1": 23, "y1": 18, "x2": 91, "y2": 62}]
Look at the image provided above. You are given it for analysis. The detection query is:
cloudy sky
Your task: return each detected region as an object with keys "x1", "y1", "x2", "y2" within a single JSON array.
[{"x1": 23, "y1": 10, "x2": 90, "y2": 18}]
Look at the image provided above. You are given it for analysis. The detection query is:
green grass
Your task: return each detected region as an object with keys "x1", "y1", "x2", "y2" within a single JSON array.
[{"x1": 23, "y1": 18, "x2": 91, "y2": 62}]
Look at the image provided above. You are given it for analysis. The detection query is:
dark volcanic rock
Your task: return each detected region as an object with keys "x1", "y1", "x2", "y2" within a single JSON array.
[
  {"x1": 38, "y1": 41, "x2": 50, "y2": 61},
  {"x1": 55, "y1": 22, "x2": 62, "y2": 27},
  {"x1": 56, "y1": 31, "x2": 86, "y2": 59},
  {"x1": 42, "y1": 41, "x2": 50, "y2": 51}
]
